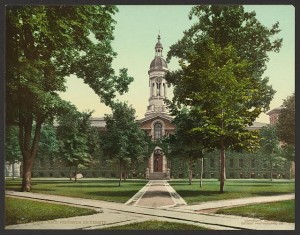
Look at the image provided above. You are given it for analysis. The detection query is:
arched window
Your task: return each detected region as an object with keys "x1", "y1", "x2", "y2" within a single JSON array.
[{"x1": 154, "y1": 123, "x2": 162, "y2": 139}]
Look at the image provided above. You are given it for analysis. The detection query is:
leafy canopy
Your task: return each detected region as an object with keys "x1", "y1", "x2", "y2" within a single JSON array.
[
  {"x1": 102, "y1": 102, "x2": 148, "y2": 162},
  {"x1": 165, "y1": 5, "x2": 281, "y2": 151},
  {"x1": 56, "y1": 104, "x2": 94, "y2": 168},
  {"x1": 276, "y1": 94, "x2": 295, "y2": 146},
  {"x1": 6, "y1": 5, "x2": 133, "y2": 126}
]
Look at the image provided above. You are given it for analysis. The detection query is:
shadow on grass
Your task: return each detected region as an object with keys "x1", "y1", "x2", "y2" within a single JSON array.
[
  {"x1": 87, "y1": 190, "x2": 139, "y2": 197},
  {"x1": 175, "y1": 190, "x2": 222, "y2": 198},
  {"x1": 227, "y1": 184, "x2": 273, "y2": 187}
]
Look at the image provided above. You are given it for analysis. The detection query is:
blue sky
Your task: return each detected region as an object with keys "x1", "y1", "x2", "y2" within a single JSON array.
[{"x1": 58, "y1": 5, "x2": 295, "y2": 124}]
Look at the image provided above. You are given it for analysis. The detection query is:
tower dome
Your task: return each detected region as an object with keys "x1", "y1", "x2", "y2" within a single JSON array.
[
  {"x1": 149, "y1": 34, "x2": 168, "y2": 71},
  {"x1": 150, "y1": 57, "x2": 168, "y2": 70}
]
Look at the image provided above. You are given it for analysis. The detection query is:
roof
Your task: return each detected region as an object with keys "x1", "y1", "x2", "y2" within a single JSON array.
[
  {"x1": 139, "y1": 113, "x2": 173, "y2": 124},
  {"x1": 246, "y1": 122, "x2": 268, "y2": 130},
  {"x1": 266, "y1": 107, "x2": 283, "y2": 115},
  {"x1": 155, "y1": 41, "x2": 163, "y2": 49},
  {"x1": 150, "y1": 56, "x2": 168, "y2": 70},
  {"x1": 89, "y1": 117, "x2": 106, "y2": 128}
]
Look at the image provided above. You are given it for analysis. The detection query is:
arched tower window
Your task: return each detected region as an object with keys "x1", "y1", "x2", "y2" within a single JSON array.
[{"x1": 154, "y1": 123, "x2": 162, "y2": 139}]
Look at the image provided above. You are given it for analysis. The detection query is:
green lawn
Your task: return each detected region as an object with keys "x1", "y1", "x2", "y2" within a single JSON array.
[
  {"x1": 6, "y1": 179, "x2": 294, "y2": 205},
  {"x1": 169, "y1": 179, "x2": 294, "y2": 204},
  {"x1": 102, "y1": 220, "x2": 210, "y2": 230},
  {"x1": 5, "y1": 179, "x2": 148, "y2": 203},
  {"x1": 216, "y1": 199, "x2": 295, "y2": 223},
  {"x1": 5, "y1": 196, "x2": 97, "y2": 225}
]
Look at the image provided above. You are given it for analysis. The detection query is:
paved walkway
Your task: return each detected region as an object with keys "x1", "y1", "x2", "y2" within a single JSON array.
[
  {"x1": 5, "y1": 189, "x2": 294, "y2": 230},
  {"x1": 125, "y1": 180, "x2": 186, "y2": 208}
]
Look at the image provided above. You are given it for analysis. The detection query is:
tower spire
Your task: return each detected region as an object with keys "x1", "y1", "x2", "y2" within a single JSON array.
[{"x1": 155, "y1": 33, "x2": 163, "y2": 57}]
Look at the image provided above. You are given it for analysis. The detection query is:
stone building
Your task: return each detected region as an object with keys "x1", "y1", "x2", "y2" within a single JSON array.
[
  {"x1": 266, "y1": 107, "x2": 283, "y2": 125},
  {"x1": 26, "y1": 35, "x2": 292, "y2": 180}
]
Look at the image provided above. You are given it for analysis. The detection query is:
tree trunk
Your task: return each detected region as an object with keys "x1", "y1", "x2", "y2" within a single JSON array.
[
  {"x1": 19, "y1": 117, "x2": 42, "y2": 192},
  {"x1": 289, "y1": 160, "x2": 292, "y2": 180},
  {"x1": 74, "y1": 164, "x2": 78, "y2": 183},
  {"x1": 21, "y1": 153, "x2": 34, "y2": 192},
  {"x1": 200, "y1": 158, "x2": 203, "y2": 187},
  {"x1": 123, "y1": 164, "x2": 126, "y2": 181},
  {"x1": 188, "y1": 161, "x2": 192, "y2": 185},
  {"x1": 119, "y1": 159, "x2": 122, "y2": 187},
  {"x1": 220, "y1": 137, "x2": 225, "y2": 193},
  {"x1": 69, "y1": 166, "x2": 72, "y2": 181},
  {"x1": 12, "y1": 162, "x2": 15, "y2": 180},
  {"x1": 270, "y1": 155, "x2": 273, "y2": 182}
]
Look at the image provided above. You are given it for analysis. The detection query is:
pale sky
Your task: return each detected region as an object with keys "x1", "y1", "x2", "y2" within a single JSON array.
[{"x1": 58, "y1": 5, "x2": 295, "y2": 124}]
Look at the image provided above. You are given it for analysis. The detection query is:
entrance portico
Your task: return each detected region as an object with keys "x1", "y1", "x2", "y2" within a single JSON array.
[{"x1": 148, "y1": 146, "x2": 170, "y2": 180}]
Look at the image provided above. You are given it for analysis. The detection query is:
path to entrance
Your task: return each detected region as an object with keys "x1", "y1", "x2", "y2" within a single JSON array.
[{"x1": 125, "y1": 180, "x2": 186, "y2": 208}]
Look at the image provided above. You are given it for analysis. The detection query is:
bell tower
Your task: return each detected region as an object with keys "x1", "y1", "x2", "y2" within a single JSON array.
[{"x1": 145, "y1": 34, "x2": 169, "y2": 117}]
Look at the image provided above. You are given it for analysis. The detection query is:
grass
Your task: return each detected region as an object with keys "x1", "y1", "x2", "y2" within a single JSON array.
[
  {"x1": 5, "y1": 179, "x2": 148, "y2": 203},
  {"x1": 5, "y1": 196, "x2": 97, "y2": 225},
  {"x1": 169, "y1": 179, "x2": 294, "y2": 204},
  {"x1": 216, "y1": 199, "x2": 295, "y2": 223},
  {"x1": 102, "y1": 220, "x2": 210, "y2": 230},
  {"x1": 6, "y1": 178, "x2": 294, "y2": 205}
]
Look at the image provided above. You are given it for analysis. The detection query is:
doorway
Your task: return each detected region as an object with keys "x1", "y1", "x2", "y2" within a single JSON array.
[{"x1": 154, "y1": 155, "x2": 163, "y2": 172}]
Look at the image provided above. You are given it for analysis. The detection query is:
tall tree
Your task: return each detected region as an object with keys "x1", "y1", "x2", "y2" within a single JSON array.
[
  {"x1": 56, "y1": 105, "x2": 94, "y2": 182},
  {"x1": 276, "y1": 93, "x2": 295, "y2": 179},
  {"x1": 166, "y1": 5, "x2": 281, "y2": 193},
  {"x1": 6, "y1": 6, "x2": 133, "y2": 191},
  {"x1": 276, "y1": 94, "x2": 295, "y2": 147},
  {"x1": 101, "y1": 102, "x2": 148, "y2": 186}
]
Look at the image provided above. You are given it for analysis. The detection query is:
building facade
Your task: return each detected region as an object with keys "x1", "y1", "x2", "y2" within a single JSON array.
[{"x1": 20, "y1": 35, "x2": 292, "y2": 180}]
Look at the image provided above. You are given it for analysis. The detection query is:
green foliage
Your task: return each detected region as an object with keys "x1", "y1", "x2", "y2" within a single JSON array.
[
  {"x1": 101, "y1": 102, "x2": 148, "y2": 185},
  {"x1": 259, "y1": 125, "x2": 280, "y2": 155},
  {"x1": 5, "y1": 196, "x2": 97, "y2": 225},
  {"x1": 56, "y1": 105, "x2": 94, "y2": 174},
  {"x1": 165, "y1": 6, "x2": 281, "y2": 192},
  {"x1": 6, "y1": 6, "x2": 133, "y2": 190},
  {"x1": 37, "y1": 124, "x2": 59, "y2": 159},
  {"x1": 5, "y1": 126, "x2": 22, "y2": 164},
  {"x1": 168, "y1": 107, "x2": 204, "y2": 161},
  {"x1": 281, "y1": 145, "x2": 295, "y2": 162},
  {"x1": 102, "y1": 102, "x2": 147, "y2": 162},
  {"x1": 186, "y1": 5, "x2": 282, "y2": 79},
  {"x1": 276, "y1": 94, "x2": 295, "y2": 161}
]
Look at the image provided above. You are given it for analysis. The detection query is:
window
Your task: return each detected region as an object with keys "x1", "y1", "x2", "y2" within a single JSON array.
[
  {"x1": 251, "y1": 159, "x2": 255, "y2": 168},
  {"x1": 39, "y1": 159, "x2": 44, "y2": 168},
  {"x1": 49, "y1": 157, "x2": 54, "y2": 168},
  {"x1": 239, "y1": 159, "x2": 244, "y2": 168},
  {"x1": 154, "y1": 123, "x2": 162, "y2": 139},
  {"x1": 210, "y1": 159, "x2": 215, "y2": 168},
  {"x1": 263, "y1": 160, "x2": 268, "y2": 169},
  {"x1": 229, "y1": 159, "x2": 234, "y2": 168}
]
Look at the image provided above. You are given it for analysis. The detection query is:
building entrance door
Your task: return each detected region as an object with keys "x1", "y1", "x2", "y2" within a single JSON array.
[{"x1": 154, "y1": 155, "x2": 163, "y2": 172}]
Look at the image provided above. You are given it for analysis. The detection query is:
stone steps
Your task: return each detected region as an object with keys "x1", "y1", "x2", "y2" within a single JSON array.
[{"x1": 149, "y1": 172, "x2": 169, "y2": 180}]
